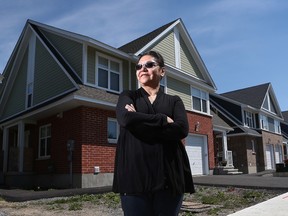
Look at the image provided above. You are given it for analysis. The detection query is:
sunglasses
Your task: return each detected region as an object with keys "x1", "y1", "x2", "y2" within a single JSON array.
[{"x1": 135, "y1": 61, "x2": 158, "y2": 70}]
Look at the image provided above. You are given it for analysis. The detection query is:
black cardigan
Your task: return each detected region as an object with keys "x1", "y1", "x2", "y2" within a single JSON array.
[{"x1": 112, "y1": 88, "x2": 195, "y2": 195}]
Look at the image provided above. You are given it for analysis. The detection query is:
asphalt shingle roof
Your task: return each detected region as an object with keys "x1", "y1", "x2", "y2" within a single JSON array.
[
  {"x1": 118, "y1": 19, "x2": 178, "y2": 54},
  {"x1": 220, "y1": 83, "x2": 270, "y2": 109}
]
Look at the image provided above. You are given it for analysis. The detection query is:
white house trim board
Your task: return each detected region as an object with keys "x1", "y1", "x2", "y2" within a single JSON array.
[{"x1": 174, "y1": 27, "x2": 181, "y2": 68}]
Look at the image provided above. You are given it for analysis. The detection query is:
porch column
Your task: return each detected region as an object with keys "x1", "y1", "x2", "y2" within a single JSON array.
[
  {"x1": 222, "y1": 131, "x2": 228, "y2": 160},
  {"x1": 2, "y1": 127, "x2": 8, "y2": 172},
  {"x1": 18, "y1": 121, "x2": 25, "y2": 172}
]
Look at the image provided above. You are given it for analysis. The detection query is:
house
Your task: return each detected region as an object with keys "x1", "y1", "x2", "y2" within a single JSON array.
[
  {"x1": 281, "y1": 111, "x2": 288, "y2": 159},
  {"x1": 210, "y1": 83, "x2": 284, "y2": 174},
  {"x1": 0, "y1": 18, "x2": 217, "y2": 189}
]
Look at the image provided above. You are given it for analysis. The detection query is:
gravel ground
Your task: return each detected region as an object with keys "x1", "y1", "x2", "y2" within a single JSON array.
[{"x1": 0, "y1": 186, "x2": 285, "y2": 216}]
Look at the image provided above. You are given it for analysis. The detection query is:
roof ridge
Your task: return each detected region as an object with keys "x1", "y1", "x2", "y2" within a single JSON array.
[{"x1": 118, "y1": 19, "x2": 179, "y2": 54}]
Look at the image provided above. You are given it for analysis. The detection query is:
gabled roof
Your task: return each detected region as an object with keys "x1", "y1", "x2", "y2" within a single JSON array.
[
  {"x1": 220, "y1": 82, "x2": 282, "y2": 118},
  {"x1": 282, "y1": 111, "x2": 288, "y2": 123},
  {"x1": 119, "y1": 18, "x2": 217, "y2": 91},
  {"x1": 221, "y1": 83, "x2": 270, "y2": 109},
  {"x1": 118, "y1": 19, "x2": 177, "y2": 54}
]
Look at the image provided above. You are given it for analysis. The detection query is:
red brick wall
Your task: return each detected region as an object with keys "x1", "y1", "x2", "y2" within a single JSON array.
[
  {"x1": 35, "y1": 106, "x2": 116, "y2": 174},
  {"x1": 34, "y1": 107, "x2": 214, "y2": 175},
  {"x1": 187, "y1": 111, "x2": 215, "y2": 169}
]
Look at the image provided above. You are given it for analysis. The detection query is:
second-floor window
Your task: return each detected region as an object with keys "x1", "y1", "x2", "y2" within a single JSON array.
[
  {"x1": 96, "y1": 54, "x2": 121, "y2": 93},
  {"x1": 192, "y1": 88, "x2": 208, "y2": 113},
  {"x1": 260, "y1": 114, "x2": 281, "y2": 134},
  {"x1": 244, "y1": 111, "x2": 254, "y2": 128}
]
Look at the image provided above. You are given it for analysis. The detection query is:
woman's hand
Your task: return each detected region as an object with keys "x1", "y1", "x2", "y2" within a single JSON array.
[
  {"x1": 167, "y1": 116, "x2": 174, "y2": 123},
  {"x1": 125, "y1": 104, "x2": 136, "y2": 112}
]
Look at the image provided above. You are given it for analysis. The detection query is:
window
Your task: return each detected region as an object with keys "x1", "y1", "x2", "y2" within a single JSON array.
[
  {"x1": 260, "y1": 115, "x2": 268, "y2": 130},
  {"x1": 274, "y1": 120, "x2": 281, "y2": 134},
  {"x1": 192, "y1": 88, "x2": 208, "y2": 113},
  {"x1": 39, "y1": 124, "x2": 51, "y2": 158},
  {"x1": 259, "y1": 114, "x2": 281, "y2": 134},
  {"x1": 244, "y1": 111, "x2": 254, "y2": 128},
  {"x1": 96, "y1": 54, "x2": 121, "y2": 93},
  {"x1": 263, "y1": 94, "x2": 276, "y2": 114},
  {"x1": 108, "y1": 118, "x2": 119, "y2": 143}
]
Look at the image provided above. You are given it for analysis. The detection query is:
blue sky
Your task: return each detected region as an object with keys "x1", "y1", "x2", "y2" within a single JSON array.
[{"x1": 1, "y1": 0, "x2": 288, "y2": 110}]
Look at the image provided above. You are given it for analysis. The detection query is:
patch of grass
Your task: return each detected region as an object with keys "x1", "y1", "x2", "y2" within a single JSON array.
[
  {"x1": 184, "y1": 185, "x2": 282, "y2": 215},
  {"x1": 207, "y1": 207, "x2": 222, "y2": 215},
  {"x1": 44, "y1": 192, "x2": 120, "y2": 211},
  {"x1": 68, "y1": 202, "x2": 83, "y2": 211}
]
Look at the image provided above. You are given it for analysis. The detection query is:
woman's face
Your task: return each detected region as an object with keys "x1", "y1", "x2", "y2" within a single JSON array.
[{"x1": 136, "y1": 55, "x2": 165, "y2": 88}]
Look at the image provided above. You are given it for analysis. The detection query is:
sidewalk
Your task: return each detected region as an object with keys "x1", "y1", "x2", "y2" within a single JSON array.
[
  {"x1": 228, "y1": 192, "x2": 288, "y2": 216},
  {"x1": 193, "y1": 173, "x2": 288, "y2": 216}
]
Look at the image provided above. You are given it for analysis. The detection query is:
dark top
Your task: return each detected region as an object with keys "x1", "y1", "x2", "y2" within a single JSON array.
[{"x1": 112, "y1": 87, "x2": 195, "y2": 195}]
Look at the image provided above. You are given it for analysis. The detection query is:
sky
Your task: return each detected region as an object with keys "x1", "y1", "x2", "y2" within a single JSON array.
[{"x1": 1, "y1": 0, "x2": 288, "y2": 110}]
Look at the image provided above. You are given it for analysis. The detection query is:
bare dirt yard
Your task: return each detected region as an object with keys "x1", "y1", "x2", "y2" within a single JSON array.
[{"x1": 0, "y1": 186, "x2": 284, "y2": 216}]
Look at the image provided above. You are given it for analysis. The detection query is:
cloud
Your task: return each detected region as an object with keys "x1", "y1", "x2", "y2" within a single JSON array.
[{"x1": 47, "y1": 0, "x2": 156, "y2": 47}]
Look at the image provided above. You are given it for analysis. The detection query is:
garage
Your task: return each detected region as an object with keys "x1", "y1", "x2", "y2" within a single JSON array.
[{"x1": 185, "y1": 134, "x2": 208, "y2": 175}]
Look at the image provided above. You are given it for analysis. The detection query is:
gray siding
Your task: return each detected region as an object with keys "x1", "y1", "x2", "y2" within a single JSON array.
[
  {"x1": 180, "y1": 36, "x2": 203, "y2": 79},
  {"x1": 167, "y1": 76, "x2": 191, "y2": 110},
  {"x1": 122, "y1": 60, "x2": 130, "y2": 90},
  {"x1": 151, "y1": 31, "x2": 175, "y2": 67},
  {"x1": 33, "y1": 39, "x2": 75, "y2": 105},
  {"x1": 1, "y1": 50, "x2": 28, "y2": 119},
  {"x1": 41, "y1": 29, "x2": 83, "y2": 80}
]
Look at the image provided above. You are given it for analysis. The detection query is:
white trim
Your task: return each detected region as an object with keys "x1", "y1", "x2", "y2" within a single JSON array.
[
  {"x1": 82, "y1": 43, "x2": 88, "y2": 82},
  {"x1": 174, "y1": 27, "x2": 181, "y2": 68}
]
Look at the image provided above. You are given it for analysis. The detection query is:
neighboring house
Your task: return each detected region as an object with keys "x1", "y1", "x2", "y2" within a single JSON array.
[
  {"x1": 210, "y1": 83, "x2": 284, "y2": 174},
  {"x1": 0, "y1": 18, "x2": 217, "y2": 189},
  {"x1": 281, "y1": 111, "x2": 288, "y2": 159}
]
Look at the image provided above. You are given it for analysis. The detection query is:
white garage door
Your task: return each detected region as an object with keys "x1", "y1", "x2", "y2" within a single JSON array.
[{"x1": 185, "y1": 135, "x2": 208, "y2": 175}]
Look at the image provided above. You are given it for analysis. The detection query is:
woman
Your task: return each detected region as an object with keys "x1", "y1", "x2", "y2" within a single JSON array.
[{"x1": 113, "y1": 50, "x2": 195, "y2": 215}]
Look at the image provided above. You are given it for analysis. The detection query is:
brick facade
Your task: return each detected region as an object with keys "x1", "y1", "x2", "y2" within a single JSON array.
[
  {"x1": 187, "y1": 111, "x2": 215, "y2": 169},
  {"x1": 35, "y1": 106, "x2": 116, "y2": 175}
]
